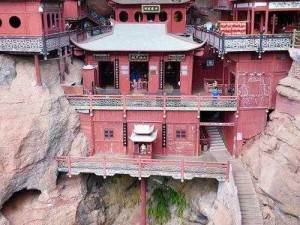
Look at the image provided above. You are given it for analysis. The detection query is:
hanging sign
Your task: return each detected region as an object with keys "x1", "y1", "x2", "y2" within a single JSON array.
[
  {"x1": 129, "y1": 53, "x2": 149, "y2": 62},
  {"x1": 168, "y1": 54, "x2": 185, "y2": 62},
  {"x1": 141, "y1": 5, "x2": 161, "y2": 13},
  {"x1": 93, "y1": 54, "x2": 110, "y2": 61}
]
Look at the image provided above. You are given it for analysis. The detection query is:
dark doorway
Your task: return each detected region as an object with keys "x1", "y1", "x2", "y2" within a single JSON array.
[
  {"x1": 130, "y1": 62, "x2": 149, "y2": 91},
  {"x1": 165, "y1": 62, "x2": 180, "y2": 90},
  {"x1": 99, "y1": 62, "x2": 114, "y2": 88},
  {"x1": 200, "y1": 111, "x2": 222, "y2": 122}
]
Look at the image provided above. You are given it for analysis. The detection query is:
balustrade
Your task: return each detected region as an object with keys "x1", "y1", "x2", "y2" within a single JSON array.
[
  {"x1": 194, "y1": 27, "x2": 292, "y2": 57},
  {"x1": 56, "y1": 155, "x2": 230, "y2": 181},
  {"x1": 67, "y1": 94, "x2": 238, "y2": 111}
]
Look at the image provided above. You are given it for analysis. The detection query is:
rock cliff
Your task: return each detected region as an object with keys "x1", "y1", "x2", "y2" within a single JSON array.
[
  {"x1": 0, "y1": 54, "x2": 88, "y2": 224},
  {"x1": 240, "y1": 54, "x2": 300, "y2": 225}
]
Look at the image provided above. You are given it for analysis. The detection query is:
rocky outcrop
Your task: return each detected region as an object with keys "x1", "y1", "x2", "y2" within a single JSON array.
[
  {"x1": 240, "y1": 49, "x2": 300, "y2": 225},
  {"x1": 0, "y1": 54, "x2": 88, "y2": 224},
  {"x1": 240, "y1": 111, "x2": 300, "y2": 224},
  {"x1": 276, "y1": 59, "x2": 300, "y2": 101},
  {"x1": 0, "y1": 55, "x2": 16, "y2": 86}
]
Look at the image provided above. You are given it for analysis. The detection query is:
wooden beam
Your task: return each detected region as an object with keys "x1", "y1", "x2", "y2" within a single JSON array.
[
  {"x1": 251, "y1": 3, "x2": 255, "y2": 34},
  {"x1": 34, "y1": 54, "x2": 42, "y2": 86},
  {"x1": 140, "y1": 178, "x2": 147, "y2": 225}
]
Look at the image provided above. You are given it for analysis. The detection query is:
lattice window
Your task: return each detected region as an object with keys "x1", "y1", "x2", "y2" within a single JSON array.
[
  {"x1": 104, "y1": 129, "x2": 114, "y2": 139},
  {"x1": 176, "y1": 129, "x2": 186, "y2": 139}
]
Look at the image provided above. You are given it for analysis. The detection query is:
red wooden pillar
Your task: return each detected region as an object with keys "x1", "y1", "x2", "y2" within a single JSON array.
[
  {"x1": 260, "y1": 12, "x2": 264, "y2": 32},
  {"x1": 265, "y1": 6, "x2": 269, "y2": 33},
  {"x1": 140, "y1": 178, "x2": 147, "y2": 225},
  {"x1": 247, "y1": 9, "x2": 251, "y2": 34},
  {"x1": 251, "y1": 3, "x2": 255, "y2": 34},
  {"x1": 34, "y1": 54, "x2": 42, "y2": 86}
]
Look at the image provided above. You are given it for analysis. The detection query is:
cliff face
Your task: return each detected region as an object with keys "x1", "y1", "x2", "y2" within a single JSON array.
[
  {"x1": 0, "y1": 54, "x2": 89, "y2": 224},
  {"x1": 240, "y1": 55, "x2": 300, "y2": 224}
]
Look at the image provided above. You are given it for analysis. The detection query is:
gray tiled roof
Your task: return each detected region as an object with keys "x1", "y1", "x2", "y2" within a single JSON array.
[{"x1": 73, "y1": 23, "x2": 204, "y2": 52}]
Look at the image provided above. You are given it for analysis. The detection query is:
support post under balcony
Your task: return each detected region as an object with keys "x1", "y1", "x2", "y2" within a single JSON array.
[
  {"x1": 34, "y1": 54, "x2": 42, "y2": 86},
  {"x1": 140, "y1": 178, "x2": 147, "y2": 225}
]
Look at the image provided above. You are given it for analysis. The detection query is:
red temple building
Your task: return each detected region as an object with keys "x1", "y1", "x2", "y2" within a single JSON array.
[
  {"x1": 0, "y1": 0, "x2": 73, "y2": 85},
  {"x1": 55, "y1": 0, "x2": 298, "y2": 182},
  {"x1": 1, "y1": 0, "x2": 299, "y2": 224}
]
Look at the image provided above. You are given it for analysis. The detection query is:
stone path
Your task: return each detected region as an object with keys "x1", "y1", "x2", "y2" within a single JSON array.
[{"x1": 207, "y1": 127, "x2": 264, "y2": 225}]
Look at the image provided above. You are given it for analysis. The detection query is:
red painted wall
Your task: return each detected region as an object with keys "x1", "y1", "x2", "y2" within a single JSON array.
[
  {"x1": 114, "y1": 5, "x2": 186, "y2": 33},
  {"x1": 64, "y1": 1, "x2": 80, "y2": 19},
  {"x1": 0, "y1": 2, "x2": 43, "y2": 36},
  {"x1": 79, "y1": 110, "x2": 199, "y2": 157},
  {"x1": 85, "y1": 51, "x2": 195, "y2": 95},
  {"x1": 236, "y1": 109, "x2": 267, "y2": 151},
  {"x1": 226, "y1": 51, "x2": 292, "y2": 109},
  {"x1": 222, "y1": 112, "x2": 236, "y2": 155},
  {"x1": 93, "y1": 111, "x2": 123, "y2": 154}
]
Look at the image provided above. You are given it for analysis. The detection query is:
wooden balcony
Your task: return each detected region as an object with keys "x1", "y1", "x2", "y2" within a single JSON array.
[
  {"x1": 56, "y1": 155, "x2": 230, "y2": 181},
  {"x1": 194, "y1": 27, "x2": 292, "y2": 58},
  {"x1": 67, "y1": 94, "x2": 238, "y2": 112},
  {"x1": 0, "y1": 31, "x2": 72, "y2": 56}
]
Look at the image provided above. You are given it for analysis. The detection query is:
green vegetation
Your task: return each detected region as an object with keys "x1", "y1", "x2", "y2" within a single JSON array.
[{"x1": 147, "y1": 186, "x2": 187, "y2": 225}]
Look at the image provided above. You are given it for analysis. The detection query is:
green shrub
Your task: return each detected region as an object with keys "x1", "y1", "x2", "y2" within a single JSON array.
[{"x1": 147, "y1": 186, "x2": 187, "y2": 224}]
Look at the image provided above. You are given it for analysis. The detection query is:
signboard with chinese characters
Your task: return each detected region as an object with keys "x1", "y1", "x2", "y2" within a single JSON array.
[
  {"x1": 168, "y1": 54, "x2": 185, "y2": 62},
  {"x1": 269, "y1": 1, "x2": 300, "y2": 9},
  {"x1": 141, "y1": 5, "x2": 161, "y2": 13},
  {"x1": 129, "y1": 53, "x2": 149, "y2": 62},
  {"x1": 93, "y1": 54, "x2": 110, "y2": 61}
]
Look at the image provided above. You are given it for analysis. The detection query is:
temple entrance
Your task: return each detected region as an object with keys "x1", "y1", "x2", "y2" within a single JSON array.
[
  {"x1": 165, "y1": 62, "x2": 180, "y2": 90},
  {"x1": 99, "y1": 62, "x2": 114, "y2": 88},
  {"x1": 130, "y1": 62, "x2": 149, "y2": 91}
]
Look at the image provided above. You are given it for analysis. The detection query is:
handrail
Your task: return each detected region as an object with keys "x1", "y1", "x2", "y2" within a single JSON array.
[
  {"x1": 194, "y1": 26, "x2": 292, "y2": 57},
  {"x1": 66, "y1": 94, "x2": 238, "y2": 111},
  {"x1": 55, "y1": 155, "x2": 230, "y2": 181}
]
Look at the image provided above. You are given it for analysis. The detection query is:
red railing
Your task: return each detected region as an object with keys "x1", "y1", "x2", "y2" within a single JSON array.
[{"x1": 56, "y1": 155, "x2": 230, "y2": 181}]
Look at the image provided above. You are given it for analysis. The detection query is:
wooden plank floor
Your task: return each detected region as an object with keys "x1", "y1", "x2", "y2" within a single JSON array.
[{"x1": 207, "y1": 127, "x2": 264, "y2": 225}]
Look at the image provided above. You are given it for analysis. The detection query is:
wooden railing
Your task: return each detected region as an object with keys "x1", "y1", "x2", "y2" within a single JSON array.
[
  {"x1": 0, "y1": 31, "x2": 72, "y2": 56},
  {"x1": 194, "y1": 27, "x2": 292, "y2": 57},
  {"x1": 56, "y1": 155, "x2": 230, "y2": 181},
  {"x1": 200, "y1": 126, "x2": 210, "y2": 150},
  {"x1": 291, "y1": 29, "x2": 300, "y2": 48},
  {"x1": 67, "y1": 94, "x2": 238, "y2": 111}
]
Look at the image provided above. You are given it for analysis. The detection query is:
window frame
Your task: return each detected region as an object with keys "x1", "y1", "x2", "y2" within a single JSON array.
[
  {"x1": 104, "y1": 129, "x2": 114, "y2": 140},
  {"x1": 175, "y1": 129, "x2": 187, "y2": 140}
]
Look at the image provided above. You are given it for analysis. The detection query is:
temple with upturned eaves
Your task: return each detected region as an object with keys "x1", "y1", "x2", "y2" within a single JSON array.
[{"x1": 0, "y1": 0, "x2": 299, "y2": 224}]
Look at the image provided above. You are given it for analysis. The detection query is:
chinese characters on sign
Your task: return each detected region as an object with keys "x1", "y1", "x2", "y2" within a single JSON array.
[
  {"x1": 129, "y1": 53, "x2": 149, "y2": 62},
  {"x1": 93, "y1": 54, "x2": 110, "y2": 61},
  {"x1": 141, "y1": 5, "x2": 161, "y2": 13},
  {"x1": 168, "y1": 54, "x2": 185, "y2": 62}
]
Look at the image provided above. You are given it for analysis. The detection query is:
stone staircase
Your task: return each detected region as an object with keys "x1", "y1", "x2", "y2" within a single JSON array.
[{"x1": 207, "y1": 127, "x2": 264, "y2": 225}]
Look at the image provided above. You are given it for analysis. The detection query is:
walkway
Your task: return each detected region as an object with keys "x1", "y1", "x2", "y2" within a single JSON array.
[{"x1": 207, "y1": 127, "x2": 264, "y2": 225}]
